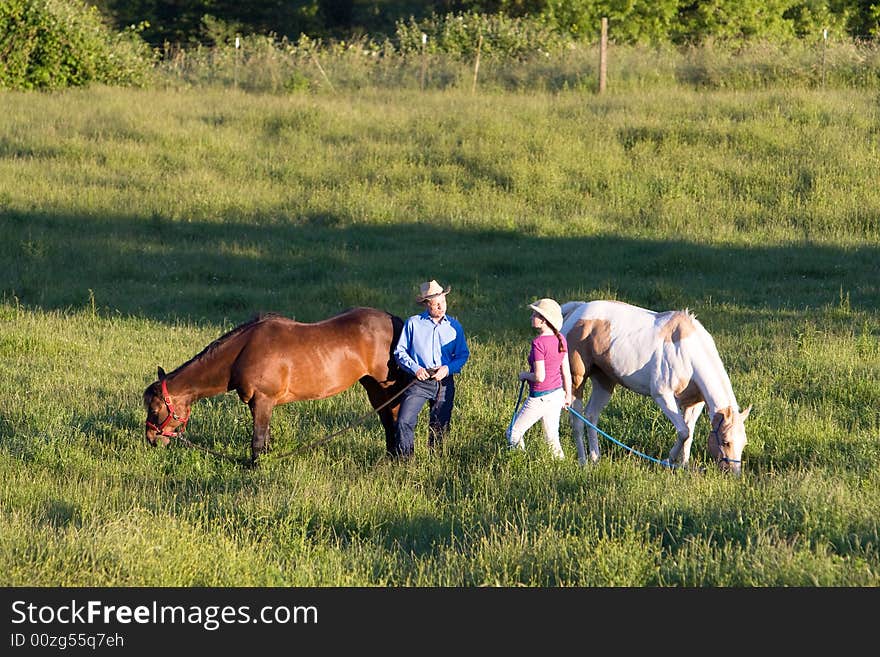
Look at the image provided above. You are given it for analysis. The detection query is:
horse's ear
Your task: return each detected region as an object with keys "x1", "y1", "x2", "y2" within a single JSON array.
[
  {"x1": 157, "y1": 366, "x2": 166, "y2": 380},
  {"x1": 741, "y1": 405, "x2": 752, "y2": 421}
]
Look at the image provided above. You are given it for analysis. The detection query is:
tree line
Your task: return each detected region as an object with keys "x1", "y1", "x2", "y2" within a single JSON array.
[
  {"x1": 3, "y1": 1, "x2": 879, "y2": 91},
  {"x1": 89, "y1": 1, "x2": 879, "y2": 48}
]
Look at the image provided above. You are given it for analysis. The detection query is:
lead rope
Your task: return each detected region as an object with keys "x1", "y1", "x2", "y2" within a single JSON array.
[{"x1": 565, "y1": 405, "x2": 700, "y2": 471}]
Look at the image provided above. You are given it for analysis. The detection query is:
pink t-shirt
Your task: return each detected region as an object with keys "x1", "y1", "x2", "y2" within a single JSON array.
[{"x1": 528, "y1": 334, "x2": 567, "y2": 394}]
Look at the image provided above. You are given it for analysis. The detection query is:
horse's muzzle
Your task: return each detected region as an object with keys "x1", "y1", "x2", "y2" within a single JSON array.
[
  {"x1": 145, "y1": 428, "x2": 171, "y2": 448},
  {"x1": 719, "y1": 459, "x2": 742, "y2": 475}
]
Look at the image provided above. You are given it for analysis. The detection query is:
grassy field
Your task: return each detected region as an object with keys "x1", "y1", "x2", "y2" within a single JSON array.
[{"x1": 0, "y1": 82, "x2": 878, "y2": 586}]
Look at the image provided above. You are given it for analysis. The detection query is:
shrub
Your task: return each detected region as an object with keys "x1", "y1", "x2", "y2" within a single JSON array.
[
  {"x1": 0, "y1": 0, "x2": 153, "y2": 90},
  {"x1": 394, "y1": 11, "x2": 570, "y2": 59}
]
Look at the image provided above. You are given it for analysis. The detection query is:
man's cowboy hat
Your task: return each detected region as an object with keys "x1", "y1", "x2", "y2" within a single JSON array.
[
  {"x1": 528, "y1": 298, "x2": 563, "y2": 332},
  {"x1": 416, "y1": 280, "x2": 451, "y2": 303}
]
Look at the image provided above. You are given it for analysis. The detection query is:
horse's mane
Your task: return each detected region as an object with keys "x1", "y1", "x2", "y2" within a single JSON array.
[{"x1": 169, "y1": 313, "x2": 284, "y2": 375}]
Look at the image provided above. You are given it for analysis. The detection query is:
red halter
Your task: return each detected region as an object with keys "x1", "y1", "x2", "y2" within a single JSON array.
[{"x1": 145, "y1": 379, "x2": 190, "y2": 438}]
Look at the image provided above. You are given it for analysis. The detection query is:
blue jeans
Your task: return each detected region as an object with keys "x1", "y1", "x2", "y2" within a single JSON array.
[{"x1": 392, "y1": 377, "x2": 455, "y2": 458}]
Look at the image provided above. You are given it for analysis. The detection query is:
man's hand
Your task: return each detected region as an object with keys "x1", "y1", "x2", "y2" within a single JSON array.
[{"x1": 431, "y1": 365, "x2": 449, "y2": 380}]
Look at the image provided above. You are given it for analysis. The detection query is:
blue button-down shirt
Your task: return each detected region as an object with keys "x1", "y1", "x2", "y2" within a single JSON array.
[{"x1": 394, "y1": 311, "x2": 470, "y2": 376}]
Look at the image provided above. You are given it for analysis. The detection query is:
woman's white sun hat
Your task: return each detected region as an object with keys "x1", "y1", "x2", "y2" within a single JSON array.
[
  {"x1": 416, "y1": 280, "x2": 451, "y2": 303},
  {"x1": 528, "y1": 298, "x2": 563, "y2": 332}
]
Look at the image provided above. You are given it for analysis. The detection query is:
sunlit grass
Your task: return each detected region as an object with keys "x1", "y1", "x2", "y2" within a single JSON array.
[{"x1": 0, "y1": 80, "x2": 878, "y2": 585}]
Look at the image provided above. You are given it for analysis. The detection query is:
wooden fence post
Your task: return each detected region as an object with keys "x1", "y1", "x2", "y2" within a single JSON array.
[
  {"x1": 234, "y1": 35, "x2": 240, "y2": 90},
  {"x1": 599, "y1": 17, "x2": 608, "y2": 94},
  {"x1": 472, "y1": 34, "x2": 483, "y2": 94},
  {"x1": 420, "y1": 33, "x2": 427, "y2": 91}
]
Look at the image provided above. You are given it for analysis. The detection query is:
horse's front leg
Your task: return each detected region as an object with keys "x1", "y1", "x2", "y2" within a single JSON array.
[
  {"x1": 248, "y1": 393, "x2": 274, "y2": 466},
  {"x1": 654, "y1": 393, "x2": 691, "y2": 466},
  {"x1": 673, "y1": 401, "x2": 705, "y2": 465}
]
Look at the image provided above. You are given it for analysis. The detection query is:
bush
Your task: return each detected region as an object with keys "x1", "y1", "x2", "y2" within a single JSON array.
[
  {"x1": 0, "y1": 0, "x2": 153, "y2": 90},
  {"x1": 394, "y1": 11, "x2": 570, "y2": 59}
]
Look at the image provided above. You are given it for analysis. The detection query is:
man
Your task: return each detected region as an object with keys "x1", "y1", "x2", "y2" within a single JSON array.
[{"x1": 392, "y1": 279, "x2": 470, "y2": 458}]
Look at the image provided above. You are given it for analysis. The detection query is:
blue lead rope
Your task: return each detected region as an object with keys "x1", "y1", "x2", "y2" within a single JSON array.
[{"x1": 565, "y1": 405, "x2": 681, "y2": 470}]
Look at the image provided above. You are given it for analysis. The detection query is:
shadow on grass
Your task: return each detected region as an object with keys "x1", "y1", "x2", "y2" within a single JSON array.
[{"x1": 2, "y1": 209, "x2": 877, "y2": 336}]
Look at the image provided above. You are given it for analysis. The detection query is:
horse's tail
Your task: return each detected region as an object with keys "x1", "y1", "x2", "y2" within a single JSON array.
[{"x1": 386, "y1": 312, "x2": 412, "y2": 387}]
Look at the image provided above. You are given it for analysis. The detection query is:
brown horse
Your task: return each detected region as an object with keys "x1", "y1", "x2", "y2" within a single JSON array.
[{"x1": 143, "y1": 307, "x2": 409, "y2": 464}]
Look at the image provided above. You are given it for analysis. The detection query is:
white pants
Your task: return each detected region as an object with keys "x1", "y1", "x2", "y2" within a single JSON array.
[{"x1": 506, "y1": 388, "x2": 565, "y2": 459}]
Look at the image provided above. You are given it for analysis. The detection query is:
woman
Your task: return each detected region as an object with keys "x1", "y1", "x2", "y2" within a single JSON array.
[{"x1": 507, "y1": 298, "x2": 573, "y2": 459}]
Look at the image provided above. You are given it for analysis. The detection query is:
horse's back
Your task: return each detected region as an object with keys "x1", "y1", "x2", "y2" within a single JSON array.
[
  {"x1": 321, "y1": 307, "x2": 400, "y2": 359},
  {"x1": 562, "y1": 300, "x2": 656, "y2": 332},
  {"x1": 230, "y1": 307, "x2": 403, "y2": 401},
  {"x1": 563, "y1": 300, "x2": 695, "y2": 394},
  {"x1": 562, "y1": 300, "x2": 659, "y2": 355},
  {"x1": 323, "y1": 306, "x2": 394, "y2": 325},
  {"x1": 314, "y1": 307, "x2": 406, "y2": 391},
  {"x1": 266, "y1": 307, "x2": 398, "y2": 356},
  {"x1": 563, "y1": 300, "x2": 706, "y2": 342},
  {"x1": 563, "y1": 299, "x2": 725, "y2": 395},
  {"x1": 255, "y1": 306, "x2": 394, "y2": 340}
]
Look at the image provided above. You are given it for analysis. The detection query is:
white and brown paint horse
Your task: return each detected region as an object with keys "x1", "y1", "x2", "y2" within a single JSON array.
[{"x1": 560, "y1": 300, "x2": 751, "y2": 473}]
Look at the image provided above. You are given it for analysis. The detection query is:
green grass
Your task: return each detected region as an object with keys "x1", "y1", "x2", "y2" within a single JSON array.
[{"x1": 1, "y1": 81, "x2": 878, "y2": 586}]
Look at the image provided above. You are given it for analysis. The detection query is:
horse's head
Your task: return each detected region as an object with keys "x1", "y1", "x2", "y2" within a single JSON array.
[
  {"x1": 143, "y1": 367, "x2": 190, "y2": 447},
  {"x1": 708, "y1": 405, "x2": 752, "y2": 474}
]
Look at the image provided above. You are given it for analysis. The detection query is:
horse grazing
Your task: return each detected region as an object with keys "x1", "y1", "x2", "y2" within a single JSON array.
[
  {"x1": 143, "y1": 307, "x2": 409, "y2": 465},
  {"x1": 560, "y1": 300, "x2": 751, "y2": 473}
]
